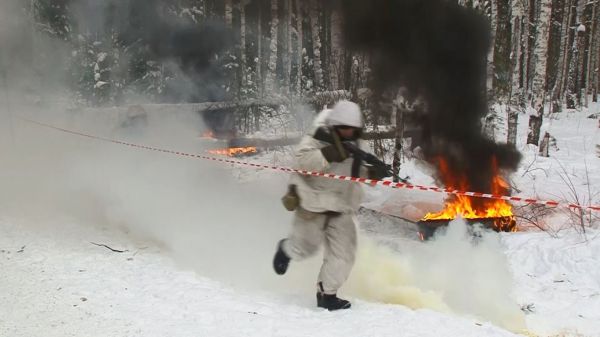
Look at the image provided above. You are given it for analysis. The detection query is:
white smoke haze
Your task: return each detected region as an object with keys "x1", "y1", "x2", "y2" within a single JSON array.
[
  {"x1": 1, "y1": 105, "x2": 526, "y2": 332},
  {"x1": 347, "y1": 219, "x2": 526, "y2": 331},
  {"x1": 1, "y1": 0, "x2": 524, "y2": 332},
  {"x1": 1, "y1": 104, "x2": 305, "y2": 286}
]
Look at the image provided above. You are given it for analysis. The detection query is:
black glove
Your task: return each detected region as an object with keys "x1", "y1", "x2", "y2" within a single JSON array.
[
  {"x1": 367, "y1": 164, "x2": 392, "y2": 180},
  {"x1": 321, "y1": 144, "x2": 348, "y2": 162}
]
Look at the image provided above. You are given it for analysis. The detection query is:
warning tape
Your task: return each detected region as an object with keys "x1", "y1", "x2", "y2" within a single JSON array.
[{"x1": 19, "y1": 117, "x2": 600, "y2": 212}]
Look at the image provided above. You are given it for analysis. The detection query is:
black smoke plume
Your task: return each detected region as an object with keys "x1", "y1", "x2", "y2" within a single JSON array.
[
  {"x1": 73, "y1": 0, "x2": 233, "y2": 102},
  {"x1": 118, "y1": 0, "x2": 232, "y2": 72},
  {"x1": 341, "y1": 0, "x2": 521, "y2": 196}
]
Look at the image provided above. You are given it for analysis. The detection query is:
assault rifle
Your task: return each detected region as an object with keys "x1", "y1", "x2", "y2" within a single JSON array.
[{"x1": 313, "y1": 126, "x2": 398, "y2": 180}]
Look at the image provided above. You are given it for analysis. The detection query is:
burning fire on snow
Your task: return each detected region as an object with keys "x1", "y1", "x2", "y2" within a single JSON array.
[
  {"x1": 201, "y1": 130, "x2": 258, "y2": 157},
  {"x1": 422, "y1": 157, "x2": 517, "y2": 232},
  {"x1": 208, "y1": 147, "x2": 258, "y2": 157}
]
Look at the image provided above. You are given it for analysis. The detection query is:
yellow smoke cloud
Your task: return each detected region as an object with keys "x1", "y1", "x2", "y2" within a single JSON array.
[
  {"x1": 346, "y1": 219, "x2": 526, "y2": 332},
  {"x1": 346, "y1": 239, "x2": 451, "y2": 312}
]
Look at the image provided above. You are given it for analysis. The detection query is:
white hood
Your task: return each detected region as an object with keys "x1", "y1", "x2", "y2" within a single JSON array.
[{"x1": 326, "y1": 100, "x2": 363, "y2": 128}]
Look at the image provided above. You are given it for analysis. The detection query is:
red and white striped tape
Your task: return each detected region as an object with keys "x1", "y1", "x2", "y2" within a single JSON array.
[{"x1": 20, "y1": 117, "x2": 600, "y2": 212}]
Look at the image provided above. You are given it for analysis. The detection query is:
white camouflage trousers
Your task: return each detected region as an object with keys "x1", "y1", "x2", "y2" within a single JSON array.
[{"x1": 282, "y1": 207, "x2": 358, "y2": 295}]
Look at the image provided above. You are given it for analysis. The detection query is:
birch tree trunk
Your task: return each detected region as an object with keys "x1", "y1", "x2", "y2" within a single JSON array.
[
  {"x1": 520, "y1": 0, "x2": 532, "y2": 107},
  {"x1": 330, "y1": 6, "x2": 344, "y2": 91},
  {"x1": 575, "y1": 1, "x2": 588, "y2": 108},
  {"x1": 239, "y1": 0, "x2": 247, "y2": 95},
  {"x1": 552, "y1": 0, "x2": 574, "y2": 112},
  {"x1": 567, "y1": 0, "x2": 585, "y2": 109},
  {"x1": 224, "y1": 0, "x2": 233, "y2": 26},
  {"x1": 585, "y1": 0, "x2": 598, "y2": 105},
  {"x1": 527, "y1": 0, "x2": 552, "y2": 146},
  {"x1": 539, "y1": 131, "x2": 550, "y2": 156},
  {"x1": 309, "y1": 0, "x2": 323, "y2": 90},
  {"x1": 392, "y1": 98, "x2": 405, "y2": 183},
  {"x1": 507, "y1": 0, "x2": 523, "y2": 145},
  {"x1": 265, "y1": 0, "x2": 278, "y2": 93},
  {"x1": 594, "y1": 1, "x2": 600, "y2": 102},
  {"x1": 295, "y1": 0, "x2": 303, "y2": 95},
  {"x1": 585, "y1": 0, "x2": 600, "y2": 102},
  {"x1": 283, "y1": 0, "x2": 292, "y2": 94},
  {"x1": 487, "y1": 0, "x2": 497, "y2": 96},
  {"x1": 257, "y1": 4, "x2": 263, "y2": 95}
]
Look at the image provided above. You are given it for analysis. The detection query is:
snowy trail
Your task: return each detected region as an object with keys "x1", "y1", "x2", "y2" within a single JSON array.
[{"x1": 0, "y1": 217, "x2": 519, "y2": 337}]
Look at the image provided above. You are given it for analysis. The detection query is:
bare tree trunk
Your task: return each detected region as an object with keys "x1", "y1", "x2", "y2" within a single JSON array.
[
  {"x1": 567, "y1": 0, "x2": 586, "y2": 109},
  {"x1": 539, "y1": 131, "x2": 550, "y2": 156},
  {"x1": 239, "y1": 0, "x2": 247, "y2": 96},
  {"x1": 482, "y1": 0, "x2": 498, "y2": 143},
  {"x1": 257, "y1": 4, "x2": 263, "y2": 96},
  {"x1": 520, "y1": 0, "x2": 532, "y2": 107},
  {"x1": 527, "y1": 0, "x2": 552, "y2": 146},
  {"x1": 592, "y1": 6, "x2": 600, "y2": 102},
  {"x1": 507, "y1": 0, "x2": 523, "y2": 145},
  {"x1": 507, "y1": 108, "x2": 520, "y2": 145},
  {"x1": 330, "y1": 6, "x2": 344, "y2": 91},
  {"x1": 284, "y1": 0, "x2": 293, "y2": 94},
  {"x1": 558, "y1": 0, "x2": 575, "y2": 103},
  {"x1": 392, "y1": 99, "x2": 405, "y2": 183},
  {"x1": 225, "y1": 0, "x2": 233, "y2": 26},
  {"x1": 309, "y1": 0, "x2": 323, "y2": 90},
  {"x1": 483, "y1": 114, "x2": 496, "y2": 139},
  {"x1": 552, "y1": 0, "x2": 574, "y2": 112},
  {"x1": 265, "y1": 0, "x2": 279, "y2": 94},
  {"x1": 295, "y1": 0, "x2": 303, "y2": 95},
  {"x1": 575, "y1": 1, "x2": 588, "y2": 108},
  {"x1": 584, "y1": 0, "x2": 598, "y2": 108},
  {"x1": 585, "y1": 0, "x2": 598, "y2": 105},
  {"x1": 487, "y1": 0, "x2": 497, "y2": 97}
]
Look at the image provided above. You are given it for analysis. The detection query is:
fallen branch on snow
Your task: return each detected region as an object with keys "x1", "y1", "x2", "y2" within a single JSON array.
[{"x1": 90, "y1": 242, "x2": 128, "y2": 253}]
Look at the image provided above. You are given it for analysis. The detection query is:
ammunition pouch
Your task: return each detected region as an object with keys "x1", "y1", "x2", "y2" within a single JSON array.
[{"x1": 281, "y1": 184, "x2": 300, "y2": 211}]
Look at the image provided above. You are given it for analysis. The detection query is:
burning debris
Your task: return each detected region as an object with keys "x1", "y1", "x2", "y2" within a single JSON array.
[
  {"x1": 418, "y1": 217, "x2": 517, "y2": 241},
  {"x1": 200, "y1": 128, "x2": 258, "y2": 157},
  {"x1": 208, "y1": 147, "x2": 258, "y2": 157},
  {"x1": 418, "y1": 157, "x2": 517, "y2": 239},
  {"x1": 341, "y1": 0, "x2": 522, "y2": 238}
]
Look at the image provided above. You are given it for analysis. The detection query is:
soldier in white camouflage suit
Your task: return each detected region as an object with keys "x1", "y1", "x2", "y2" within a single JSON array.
[{"x1": 273, "y1": 100, "x2": 388, "y2": 311}]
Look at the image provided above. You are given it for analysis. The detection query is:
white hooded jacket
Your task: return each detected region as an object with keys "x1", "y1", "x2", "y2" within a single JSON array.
[{"x1": 290, "y1": 104, "x2": 368, "y2": 213}]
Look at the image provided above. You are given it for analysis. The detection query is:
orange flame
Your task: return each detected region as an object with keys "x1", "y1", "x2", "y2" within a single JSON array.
[
  {"x1": 422, "y1": 157, "x2": 517, "y2": 232},
  {"x1": 208, "y1": 147, "x2": 258, "y2": 157}
]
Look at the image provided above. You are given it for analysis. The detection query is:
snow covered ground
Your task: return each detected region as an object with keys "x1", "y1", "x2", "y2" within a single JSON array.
[
  {"x1": 0, "y1": 216, "x2": 519, "y2": 337},
  {"x1": 506, "y1": 229, "x2": 600, "y2": 336},
  {"x1": 1, "y1": 102, "x2": 600, "y2": 337}
]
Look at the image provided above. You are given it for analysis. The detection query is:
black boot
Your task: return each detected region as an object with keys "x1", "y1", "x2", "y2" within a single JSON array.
[
  {"x1": 317, "y1": 292, "x2": 351, "y2": 311},
  {"x1": 273, "y1": 239, "x2": 290, "y2": 275}
]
